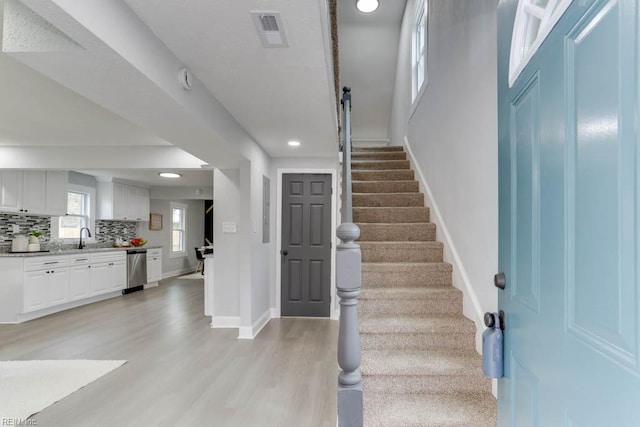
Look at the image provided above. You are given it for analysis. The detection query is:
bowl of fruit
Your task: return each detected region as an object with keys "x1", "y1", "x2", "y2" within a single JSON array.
[{"x1": 130, "y1": 237, "x2": 147, "y2": 247}]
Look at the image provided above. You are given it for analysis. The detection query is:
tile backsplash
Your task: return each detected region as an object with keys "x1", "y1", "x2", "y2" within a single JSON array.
[
  {"x1": 0, "y1": 214, "x2": 138, "y2": 248},
  {"x1": 0, "y1": 213, "x2": 51, "y2": 246},
  {"x1": 95, "y1": 220, "x2": 137, "y2": 243}
]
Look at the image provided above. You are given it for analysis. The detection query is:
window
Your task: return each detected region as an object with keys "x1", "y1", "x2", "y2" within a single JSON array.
[
  {"x1": 171, "y1": 202, "x2": 187, "y2": 257},
  {"x1": 52, "y1": 184, "x2": 95, "y2": 241},
  {"x1": 412, "y1": 0, "x2": 427, "y2": 102},
  {"x1": 509, "y1": 0, "x2": 573, "y2": 86}
]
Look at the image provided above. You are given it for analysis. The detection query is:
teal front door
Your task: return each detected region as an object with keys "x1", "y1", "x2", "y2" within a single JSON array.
[{"x1": 498, "y1": 0, "x2": 640, "y2": 425}]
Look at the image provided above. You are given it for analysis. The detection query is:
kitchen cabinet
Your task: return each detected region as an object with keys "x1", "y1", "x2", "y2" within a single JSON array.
[
  {"x1": 45, "y1": 171, "x2": 69, "y2": 216},
  {"x1": 23, "y1": 255, "x2": 70, "y2": 313},
  {"x1": 69, "y1": 264, "x2": 92, "y2": 301},
  {"x1": 0, "y1": 170, "x2": 22, "y2": 212},
  {"x1": 23, "y1": 270, "x2": 49, "y2": 313},
  {"x1": 128, "y1": 186, "x2": 150, "y2": 221},
  {"x1": 92, "y1": 251, "x2": 127, "y2": 292},
  {"x1": 108, "y1": 260, "x2": 127, "y2": 291},
  {"x1": 21, "y1": 171, "x2": 46, "y2": 214},
  {"x1": 48, "y1": 269, "x2": 70, "y2": 306},
  {"x1": 98, "y1": 181, "x2": 149, "y2": 221},
  {"x1": 0, "y1": 170, "x2": 68, "y2": 215},
  {"x1": 147, "y1": 248, "x2": 162, "y2": 283},
  {"x1": 1, "y1": 250, "x2": 131, "y2": 323},
  {"x1": 90, "y1": 263, "x2": 110, "y2": 295}
]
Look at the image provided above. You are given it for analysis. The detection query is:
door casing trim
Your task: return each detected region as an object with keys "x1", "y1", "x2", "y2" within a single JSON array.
[{"x1": 275, "y1": 169, "x2": 338, "y2": 319}]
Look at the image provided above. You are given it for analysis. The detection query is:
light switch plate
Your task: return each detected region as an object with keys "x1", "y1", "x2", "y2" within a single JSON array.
[{"x1": 222, "y1": 222, "x2": 237, "y2": 233}]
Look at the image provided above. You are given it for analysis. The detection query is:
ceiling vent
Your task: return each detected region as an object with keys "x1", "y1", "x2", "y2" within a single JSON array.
[{"x1": 251, "y1": 12, "x2": 289, "y2": 48}]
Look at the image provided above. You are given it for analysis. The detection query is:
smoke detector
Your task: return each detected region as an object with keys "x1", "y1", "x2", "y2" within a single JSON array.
[{"x1": 251, "y1": 12, "x2": 289, "y2": 48}]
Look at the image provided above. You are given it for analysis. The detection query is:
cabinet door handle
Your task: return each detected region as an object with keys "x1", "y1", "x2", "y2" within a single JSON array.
[
  {"x1": 44, "y1": 262, "x2": 58, "y2": 265},
  {"x1": 76, "y1": 258, "x2": 88, "y2": 262}
]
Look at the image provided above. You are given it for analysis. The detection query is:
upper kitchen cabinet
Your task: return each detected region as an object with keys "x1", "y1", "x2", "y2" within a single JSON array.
[
  {"x1": 97, "y1": 181, "x2": 150, "y2": 221},
  {"x1": 22, "y1": 171, "x2": 46, "y2": 214},
  {"x1": 0, "y1": 170, "x2": 22, "y2": 212},
  {"x1": 0, "y1": 170, "x2": 68, "y2": 215},
  {"x1": 45, "y1": 171, "x2": 69, "y2": 216}
]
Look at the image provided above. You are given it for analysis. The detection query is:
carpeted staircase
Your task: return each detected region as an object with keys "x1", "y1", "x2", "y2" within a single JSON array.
[{"x1": 353, "y1": 146, "x2": 496, "y2": 426}]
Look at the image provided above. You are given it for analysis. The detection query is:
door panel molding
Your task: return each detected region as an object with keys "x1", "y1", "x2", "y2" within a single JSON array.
[
  {"x1": 275, "y1": 168, "x2": 338, "y2": 319},
  {"x1": 510, "y1": 72, "x2": 542, "y2": 314},
  {"x1": 564, "y1": 0, "x2": 638, "y2": 370}
]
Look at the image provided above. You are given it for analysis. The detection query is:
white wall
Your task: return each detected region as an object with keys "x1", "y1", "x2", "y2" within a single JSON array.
[
  {"x1": 138, "y1": 198, "x2": 205, "y2": 277},
  {"x1": 212, "y1": 168, "x2": 241, "y2": 318},
  {"x1": 389, "y1": 0, "x2": 499, "y2": 348}
]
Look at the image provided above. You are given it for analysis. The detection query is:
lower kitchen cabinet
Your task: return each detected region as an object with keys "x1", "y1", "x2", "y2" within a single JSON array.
[
  {"x1": 108, "y1": 260, "x2": 127, "y2": 291},
  {"x1": 1, "y1": 248, "x2": 157, "y2": 323},
  {"x1": 23, "y1": 268, "x2": 69, "y2": 313},
  {"x1": 147, "y1": 248, "x2": 162, "y2": 283},
  {"x1": 91, "y1": 263, "x2": 110, "y2": 295},
  {"x1": 49, "y1": 269, "x2": 70, "y2": 306},
  {"x1": 23, "y1": 270, "x2": 49, "y2": 313},
  {"x1": 69, "y1": 264, "x2": 92, "y2": 301}
]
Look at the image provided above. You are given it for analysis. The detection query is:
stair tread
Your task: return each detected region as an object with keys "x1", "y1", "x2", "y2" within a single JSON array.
[
  {"x1": 352, "y1": 180, "x2": 416, "y2": 183},
  {"x1": 362, "y1": 262, "x2": 452, "y2": 268},
  {"x1": 359, "y1": 241, "x2": 443, "y2": 247},
  {"x1": 362, "y1": 349, "x2": 483, "y2": 376},
  {"x1": 364, "y1": 391, "x2": 497, "y2": 427},
  {"x1": 361, "y1": 286, "x2": 460, "y2": 300},
  {"x1": 353, "y1": 146, "x2": 404, "y2": 151},
  {"x1": 360, "y1": 314, "x2": 475, "y2": 334}
]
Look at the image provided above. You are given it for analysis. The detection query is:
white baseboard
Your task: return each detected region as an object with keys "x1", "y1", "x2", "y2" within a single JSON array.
[
  {"x1": 144, "y1": 282, "x2": 158, "y2": 289},
  {"x1": 404, "y1": 137, "x2": 485, "y2": 353},
  {"x1": 270, "y1": 308, "x2": 280, "y2": 318},
  {"x1": 162, "y1": 267, "x2": 196, "y2": 279},
  {"x1": 238, "y1": 309, "x2": 272, "y2": 340},
  {"x1": 210, "y1": 316, "x2": 241, "y2": 328}
]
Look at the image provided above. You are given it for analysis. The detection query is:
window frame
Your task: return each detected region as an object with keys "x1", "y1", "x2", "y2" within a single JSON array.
[
  {"x1": 411, "y1": 0, "x2": 428, "y2": 108},
  {"x1": 51, "y1": 184, "x2": 96, "y2": 243},
  {"x1": 170, "y1": 202, "x2": 188, "y2": 259}
]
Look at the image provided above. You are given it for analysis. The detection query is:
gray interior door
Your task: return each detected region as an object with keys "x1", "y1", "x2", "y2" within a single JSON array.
[{"x1": 281, "y1": 173, "x2": 332, "y2": 317}]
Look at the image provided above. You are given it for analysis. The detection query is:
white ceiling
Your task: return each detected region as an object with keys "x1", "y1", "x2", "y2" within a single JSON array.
[
  {"x1": 77, "y1": 169, "x2": 213, "y2": 188},
  {"x1": 0, "y1": 0, "x2": 404, "y2": 177},
  {"x1": 0, "y1": 0, "x2": 170, "y2": 147},
  {"x1": 122, "y1": 0, "x2": 338, "y2": 158}
]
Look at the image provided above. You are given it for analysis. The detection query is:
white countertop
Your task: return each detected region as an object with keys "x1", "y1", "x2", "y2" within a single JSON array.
[{"x1": 0, "y1": 245, "x2": 162, "y2": 257}]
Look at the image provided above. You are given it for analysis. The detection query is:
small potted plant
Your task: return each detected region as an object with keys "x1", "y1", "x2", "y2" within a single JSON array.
[{"x1": 28, "y1": 230, "x2": 43, "y2": 252}]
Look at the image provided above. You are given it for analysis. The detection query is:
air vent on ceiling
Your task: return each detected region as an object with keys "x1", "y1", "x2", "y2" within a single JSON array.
[{"x1": 251, "y1": 12, "x2": 289, "y2": 48}]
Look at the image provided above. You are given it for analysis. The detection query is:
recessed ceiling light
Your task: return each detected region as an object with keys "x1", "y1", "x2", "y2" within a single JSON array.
[
  {"x1": 288, "y1": 140, "x2": 301, "y2": 147},
  {"x1": 356, "y1": 0, "x2": 379, "y2": 13},
  {"x1": 159, "y1": 172, "x2": 182, "y2": 178}
]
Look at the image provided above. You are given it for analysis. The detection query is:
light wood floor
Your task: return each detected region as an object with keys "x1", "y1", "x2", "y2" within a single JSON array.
[{"x1": 0, "y1": 278, "x2": 338, "y2": 427}]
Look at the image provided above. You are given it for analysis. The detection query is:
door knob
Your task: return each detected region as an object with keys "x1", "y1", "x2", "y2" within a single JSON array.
[
  {"x1": 281, "y1": 250, "x2": 288, "y2": 256},
  {"x1": 494, "y1": 272, "x2": 506, "y2": 290}
]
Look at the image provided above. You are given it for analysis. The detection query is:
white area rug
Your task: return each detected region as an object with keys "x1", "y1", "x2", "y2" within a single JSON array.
[
  {"x1": 0, "y1": 360, "x2": 126, "y2": 421},
  {"x1": 179, "y1": 272, "x2": 204, "y2": 279}
]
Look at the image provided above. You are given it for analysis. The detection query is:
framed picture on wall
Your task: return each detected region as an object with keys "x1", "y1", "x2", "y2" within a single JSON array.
[{"x1": 149, "y1": 213, "x2": 162, "y2": 231}]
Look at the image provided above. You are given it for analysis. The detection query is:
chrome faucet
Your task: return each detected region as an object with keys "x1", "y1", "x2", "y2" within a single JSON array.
[{"x1": 79, "y1": 227, "x2": 92, "y2": 249}]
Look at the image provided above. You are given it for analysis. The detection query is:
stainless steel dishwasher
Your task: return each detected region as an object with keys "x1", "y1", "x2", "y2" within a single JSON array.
[{"x1": 124, "y1": 248, "x2": 147, "y2": 294}]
